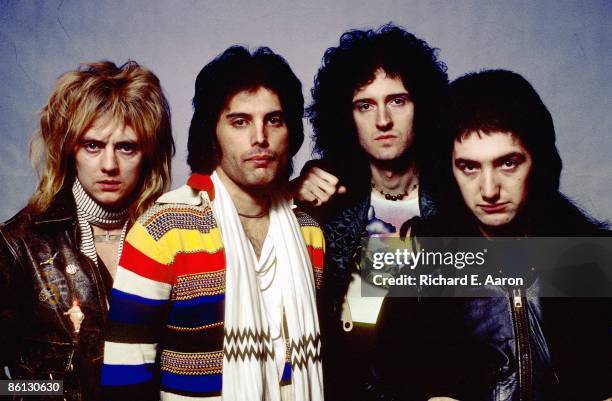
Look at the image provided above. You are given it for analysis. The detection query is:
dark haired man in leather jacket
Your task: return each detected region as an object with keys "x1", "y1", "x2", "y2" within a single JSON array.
[{"x1": 374, "y1": 70, "x2": 611, "y2": 401}]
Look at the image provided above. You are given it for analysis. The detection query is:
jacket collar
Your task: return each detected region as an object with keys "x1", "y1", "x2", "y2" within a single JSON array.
[
  {"x1": 186, "y1": 173, "x2": 215, "y2": 200},
  {"x1": 33, "y1": 186, "x2": 77, "y2": 225},
  {"x1": 155, "y1": 174, "x2": 215, "y2": 206}
]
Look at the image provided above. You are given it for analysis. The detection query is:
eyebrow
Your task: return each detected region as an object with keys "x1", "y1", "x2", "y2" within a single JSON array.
[
  {"x1": 353, "y1": 92, "x2": 410, "y2": 104},
  {"x1": 225, "y1": 109, "x2": 284, "y2": 119},
  {"x1": 265, "y1": 110, "x2": 284, "y2": 118},
  {"x1": 454, "y1": 152, "x2": 527, "y2": 166},
  {"x1": 115, "y1": 140, "x2": 139, "y2": 145},
  {"x1": 79, "y1": 136, "x2": 139, "y2": 144},
  {"x1": 225, "y1": 112, "x2": 252, "y2": 120}
]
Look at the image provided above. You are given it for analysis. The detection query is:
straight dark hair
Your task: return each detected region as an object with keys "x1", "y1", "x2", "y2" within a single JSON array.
[{"x1": 187, "y1": 46, "x2": 304, "y2": 176}]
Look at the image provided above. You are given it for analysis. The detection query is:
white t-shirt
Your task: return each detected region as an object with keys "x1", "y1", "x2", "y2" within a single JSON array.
[{"x1": 346, "y1": 192, "x2": 420, "y2": 324}]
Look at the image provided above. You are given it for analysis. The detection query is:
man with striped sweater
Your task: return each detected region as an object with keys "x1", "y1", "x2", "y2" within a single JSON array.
[{"x1": 102, "y1": 46, "x2": 325, "y2": 401}]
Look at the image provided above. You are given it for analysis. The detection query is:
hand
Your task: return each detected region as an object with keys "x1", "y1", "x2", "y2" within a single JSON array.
[
  {"x1": 291, "y1": 165, "x2": 346, "y2": 206},
  {"x1": 428, "y1": 398, "x2": 459, "y2": 401}
]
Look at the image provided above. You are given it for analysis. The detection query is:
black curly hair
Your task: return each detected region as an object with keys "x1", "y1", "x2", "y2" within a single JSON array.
[
  {"x1": 187, "y1": 46, "x2": 304, "y2": 176},
  {"x1": 307, "y1": 23, "x2": 448, "y2": 195}
]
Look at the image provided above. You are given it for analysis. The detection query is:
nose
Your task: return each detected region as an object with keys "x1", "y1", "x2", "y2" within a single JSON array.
[
  {"x1": 251, "y1": 121, "x2": 269, "y2": 147},
  {"x1": 480, "y1": 168, "x2": 500, "y2": 202},
  {"x1": 376, "y1": 106, "x2": 393, "y2": 131},
  {"x1": 101, "y1": 149, "x2": 119, "y2": 174}
]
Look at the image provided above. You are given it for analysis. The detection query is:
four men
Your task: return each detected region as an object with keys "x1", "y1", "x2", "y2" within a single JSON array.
[{"x1": 1, "y1": 24, "x2": 609, "y2": 401}]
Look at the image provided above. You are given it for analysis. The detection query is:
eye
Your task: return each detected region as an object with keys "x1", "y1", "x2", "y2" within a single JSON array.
[
  {"x1": 457, "y1": 162, "x2": 478, "y2": 174},
  {"x1": 355, "y1": 102, "x2": 374, "y2": 112},
  {"x1": 500, "y1": 158, "x2": 522, "y2": 170},
  {"x1": 231, "y1": 118, "x2": 248, "y2": 128},
  {"x1": 268, "y1": 115, "x2": 285, "y2": 127},
  {"x1": 82, "y1": 141, "x2": 101, "y2": 153},
  {"x1": 117, "y1": 143, "x2": 138, "y2": 155},
  {"x1": 389, "y1": 97, "x2": 407, "y2": 106}
]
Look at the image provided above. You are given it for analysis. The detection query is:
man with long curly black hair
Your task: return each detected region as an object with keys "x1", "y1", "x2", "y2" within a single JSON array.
[{"x1": 292, "y1": 23, "x2": 448, "y2": 401}]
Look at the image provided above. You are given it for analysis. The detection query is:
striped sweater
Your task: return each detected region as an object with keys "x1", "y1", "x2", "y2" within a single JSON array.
[{"x1": 101, "y1": 174, "x2": 324, "y2": 400}]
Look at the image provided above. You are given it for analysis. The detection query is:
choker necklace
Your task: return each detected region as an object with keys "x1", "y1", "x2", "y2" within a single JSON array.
[
  {"x1": 371, "y1": 182, "x2": 418, "y2": 201},
  {"x1": 237, "y1": 199, "x2": 271, "y2": 218},
  {"x1": 237, "y1": 209, "x2": 268, "y2": 218},
  {"x1": 93, "y1": 231, "x2": 122, "y2": 243}
]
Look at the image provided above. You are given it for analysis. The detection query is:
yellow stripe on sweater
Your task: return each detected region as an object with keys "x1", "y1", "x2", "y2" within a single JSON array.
[
  {"x1": 126, "y1": 223, "x2": 172, "y2": 265},
  {"x1": 300, "y1": 225, "x2": 325, "y2": 251},
  {"x1": 157, "y1": 227, "x2": 224, "y2": 260}
]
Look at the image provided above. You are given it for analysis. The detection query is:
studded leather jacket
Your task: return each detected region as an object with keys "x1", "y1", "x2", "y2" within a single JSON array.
[{"x1": 0, "y1": 189, "x2": 112, "y2": 401}]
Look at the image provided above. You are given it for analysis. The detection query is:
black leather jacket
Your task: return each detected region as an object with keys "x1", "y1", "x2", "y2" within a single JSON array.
[
  {"x1": 0, "y1": 189, "x2": 112, "y2": 401},
  {"x1": 373, "y1": 231, "x2": 612, "y2": 401}
]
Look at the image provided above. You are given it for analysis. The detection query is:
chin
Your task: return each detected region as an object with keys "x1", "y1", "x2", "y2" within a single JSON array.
[
  {"x1": 479, "y1": 214, "x2": 515, "y2": 228},
  {"x1": 96, "y1": 195, "x2": 124, "y2": 208}
]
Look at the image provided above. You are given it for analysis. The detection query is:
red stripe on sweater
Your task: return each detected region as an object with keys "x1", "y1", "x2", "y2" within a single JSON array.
[
  {"x1": 120, "y1": 242, "x2": 173, "y2": 284},
  {"x1": 306, "y1": 246, "x2": 324, "y2": 269},
  {"x1": 173, "y1": 249, "x2": 226, "y2": 277}
]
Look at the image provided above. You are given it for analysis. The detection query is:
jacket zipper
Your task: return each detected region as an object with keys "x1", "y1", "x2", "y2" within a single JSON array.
[{"x1": 510, "y1": 287, "x2": 533, "y2": 401}]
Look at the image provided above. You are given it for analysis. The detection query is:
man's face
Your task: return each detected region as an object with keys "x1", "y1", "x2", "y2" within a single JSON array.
[
  {"x1": 352, "y1": 69, "x2": 415, "y2": 161},
  {"x1": 215, "y1": 87, "x2": 289, "y2": 191},
  {"x1": 452, "y1": 131, "x2": 533, "y2": 234},
  {"x1": 74, "y1": 117, "x2": 144, "y2": 210}
]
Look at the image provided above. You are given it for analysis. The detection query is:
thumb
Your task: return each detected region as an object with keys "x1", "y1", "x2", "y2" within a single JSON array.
[{"x1": 337, "y1": 185, "x2": 347, "y2": 194}]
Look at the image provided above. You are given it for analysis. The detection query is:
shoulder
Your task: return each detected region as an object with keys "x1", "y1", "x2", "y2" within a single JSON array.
[
  {"x1": 293, "y1": 208, "x2": 321, "y2": 228},
  {"x1": 323, "y1": 195, "x2": 370, "y2": 241},
  {"x1": 294, "y1": 208, "x2": 325, "y2": 250},
  {"x1": 134, "y1": 189, "x2": 217, "y2": 241},
  {"x1": 155, "y1": 184, "x2": 207, "y2": 206},
  {"x1": 0, "y1": 208, "x2": 36, "y2": 254},
  {"x1": 2, "y1": 207, "x2": 33, "y2": 234},
  {"x1": 125, "y1": 193, "x2": 220, "y2": 265}
]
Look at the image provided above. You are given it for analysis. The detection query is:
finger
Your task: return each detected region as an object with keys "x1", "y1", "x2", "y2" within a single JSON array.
[
  {"x1": 301, "y1": 179, "x2": 332, "y2": 201},
  {"x1": 337, "y1": 185, "x2": 347, "y2": 194},
  {"x1": 308, "y1": 183, "x2": 332, "y2": 203},
  {"x1": 292, "y1": 173, "x2": 330, "y2": 201},
  {"x1": 304, "y1": 171, "x2": 339, "y2": 195},
  {"x1": 310, "y1": 167, "x2": 340, "y2": 186}
]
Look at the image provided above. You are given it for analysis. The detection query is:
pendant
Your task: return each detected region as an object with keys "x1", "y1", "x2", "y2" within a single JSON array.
[{"x1": 64, "y1": 299, "x2": 85, "y2": 333}]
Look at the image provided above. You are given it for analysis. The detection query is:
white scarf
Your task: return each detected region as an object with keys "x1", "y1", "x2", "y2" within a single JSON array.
[{"x1": 210, "y1": 172, "x2": 323, "y2": 401}]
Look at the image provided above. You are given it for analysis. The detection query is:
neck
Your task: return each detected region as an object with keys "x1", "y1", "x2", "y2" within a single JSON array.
[
  {"x1": 370, "y1": 159, "x2": 418, "y2": 193},
  {"x1": 478, "y1": 220, "x2": 529, "y2": 239},
  {"x1": 215, "y1": 168, "x2": 271, "y2": 216}
]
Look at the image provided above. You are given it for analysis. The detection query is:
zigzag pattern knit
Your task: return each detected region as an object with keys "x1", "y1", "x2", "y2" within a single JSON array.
[{"x1": 102, "y1": 182, "x2": 324, "y2": 400}]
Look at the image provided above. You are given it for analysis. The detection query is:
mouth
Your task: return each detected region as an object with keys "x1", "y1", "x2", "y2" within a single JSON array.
[
  {"x1": 375, "y1": 134, "x2": 397, "y2": 141},
  {"x1": 245, "y1": 154, "x2": 275, "y2": 167},
  {"x1": 97, "y1": 180, "x2": 121, "y2": 191},
  {"x1": 479, "y1": 203, "x2": 509, "y2": 213}
]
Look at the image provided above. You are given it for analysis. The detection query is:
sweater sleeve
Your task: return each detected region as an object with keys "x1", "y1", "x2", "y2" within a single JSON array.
[{"x1": 102, "y1": 216, "x2": 174, "y2": 401}]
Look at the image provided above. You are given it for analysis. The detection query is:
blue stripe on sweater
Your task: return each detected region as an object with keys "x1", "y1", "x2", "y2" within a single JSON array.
[
  {"x1": 167, "y1": 294, "x2": 225, "y2": 328},
  {"x1": 161, "y1": 371, "x2": 222, "y2": 393},
  {"x1": 101, "y1": 363, "x2": 154, "y2": 386},
  {"x1": 108, "y1": 289, "x2": 168, "y2": 325}
]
